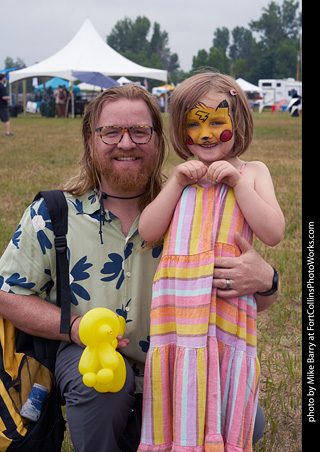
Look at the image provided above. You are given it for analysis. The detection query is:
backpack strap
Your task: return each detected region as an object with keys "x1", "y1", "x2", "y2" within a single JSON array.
[{"x1": 33, "y1": 190, "x2": 71, "y2": 334}]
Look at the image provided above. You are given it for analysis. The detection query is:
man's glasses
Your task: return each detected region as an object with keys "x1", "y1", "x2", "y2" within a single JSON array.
[{"x1": 95, "y1": 125, "x2": 154, "y2": 145}]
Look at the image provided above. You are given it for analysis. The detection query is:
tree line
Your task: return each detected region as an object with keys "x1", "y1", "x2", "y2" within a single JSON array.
[
  {"x1": 3, "y1": 0, "x2": 301, "y2": 90},
  {"x1": 106, "y1": 0, "x2": 301, "y2": 86}
]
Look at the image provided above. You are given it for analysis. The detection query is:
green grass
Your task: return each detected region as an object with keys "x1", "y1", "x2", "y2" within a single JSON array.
[{"x1": 0, "y1": 111, "x2": 302, "y2": 451}]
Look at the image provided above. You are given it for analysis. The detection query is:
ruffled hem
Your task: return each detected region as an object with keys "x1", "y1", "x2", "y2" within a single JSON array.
[
  {"x1": 138, "y1": 436, "x2": 250, "y2": 452},
  {"x1": 139, "y1": 338, "x2": 259, "y2": 452}
]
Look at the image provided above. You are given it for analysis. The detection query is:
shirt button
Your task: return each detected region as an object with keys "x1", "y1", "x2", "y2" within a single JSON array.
[
  {"x1": 126, "y1": 272, "x2": 131, "y2": 277},
  {"x1": 125, "y1": 306, "x2": 130, "y2": 312}
]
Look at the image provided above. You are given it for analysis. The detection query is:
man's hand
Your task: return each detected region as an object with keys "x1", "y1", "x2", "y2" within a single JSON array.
[{"x1": 213, "y1": 233, "x2": 274, "y2": 300}]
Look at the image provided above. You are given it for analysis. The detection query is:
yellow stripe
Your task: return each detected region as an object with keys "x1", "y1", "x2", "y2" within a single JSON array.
[
  {"x1": 154, "y1": 263, "x2": 213, "y2": 281},
  {"x1": 217, "y1": 188, "x2": 236, "y2": 243},
  {"x1": 215, "y1": 314, "x2": 257, "y2": 346},
  {"x1": 197, "y1": 349, "x2": 206, "y2": 444},
  {"x1": 150, "y1": 322, "x2": 209, "y2": 336},
  {"x1": 152, "y1": 349, "x2": 164, "y2": 444},
  {"x1": 255, "y1": 358, "x2": 260, "y2": 389},
  {"x1": 190, "y1": 188, "x2": 203, "y2": 255}
]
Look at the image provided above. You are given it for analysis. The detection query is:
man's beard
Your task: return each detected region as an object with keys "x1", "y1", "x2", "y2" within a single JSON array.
[{"x1": 96, "y1": 152, "x2": 156, "y2": 193}]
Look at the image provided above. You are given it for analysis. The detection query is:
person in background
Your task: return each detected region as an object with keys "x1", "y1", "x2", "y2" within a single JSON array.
[
  {"x1": 0, "y1": 73, "x2": 13, "y2": 136},
  {"x1": 54, "y1": 84, "x2": 68, "y2": 117}
]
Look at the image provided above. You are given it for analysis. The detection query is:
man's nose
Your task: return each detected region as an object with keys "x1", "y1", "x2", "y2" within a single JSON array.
[{"x1": 118, "y1": 130, "x2": 136, "y2": 148}]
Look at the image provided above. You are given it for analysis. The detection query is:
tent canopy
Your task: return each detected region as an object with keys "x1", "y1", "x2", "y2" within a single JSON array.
[
  {"x1": 152, "y1": 84, "x2": 174, "y2": 96},
  {"x1": 9, "y1": 18, "x2": 167, "y2": 84},
  {"x1": 72, "y1": 72, "x2": 119, "y2": 89},
  {"x1": 236, "y1": 78, "x2": 261, "y2": 92},
  {"x1": 34, "y1": 77, "x2": 80, "y2": 92}
]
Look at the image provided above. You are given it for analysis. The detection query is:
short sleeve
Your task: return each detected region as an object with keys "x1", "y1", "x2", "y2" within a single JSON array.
[{"x1": 0, "y1": 198, "x2": 57, "y2": 301}]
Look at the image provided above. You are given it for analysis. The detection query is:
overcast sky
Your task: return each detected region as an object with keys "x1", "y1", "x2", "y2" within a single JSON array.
[{"x1": 0, "y1": 0, "x2": 302, "y2": 74}]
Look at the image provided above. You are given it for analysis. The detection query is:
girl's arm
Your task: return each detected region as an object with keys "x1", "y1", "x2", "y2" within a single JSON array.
[
  {"x1": 139, "y1": 160, "x2": 207, "y2": 242},
  {"x1": 208, "y1": 160, "x2": 285, "y2": 246}
]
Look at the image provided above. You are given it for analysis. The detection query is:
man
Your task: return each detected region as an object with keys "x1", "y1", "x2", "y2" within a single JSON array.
[
  {"x1": 0, "y1": 73, "x2": 13, "y2": 136},
  {"x1": 0, "y1": 84, "x2": 277, "y2": 451}
]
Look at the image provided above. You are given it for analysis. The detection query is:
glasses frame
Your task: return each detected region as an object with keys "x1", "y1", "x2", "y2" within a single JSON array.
[{"x1": 95, "y1": 125, "x2": 154, "y2": 145}]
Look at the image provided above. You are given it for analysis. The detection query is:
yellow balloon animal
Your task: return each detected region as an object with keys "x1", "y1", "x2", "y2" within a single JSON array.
[{"x1": 78, "y1": 308, "x2": 126, "y2": 393}]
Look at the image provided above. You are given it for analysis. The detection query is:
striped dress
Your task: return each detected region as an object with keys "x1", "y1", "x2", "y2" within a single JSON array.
[{"x1": 138, "y1": 172, "x2": 260, "y2": 452}]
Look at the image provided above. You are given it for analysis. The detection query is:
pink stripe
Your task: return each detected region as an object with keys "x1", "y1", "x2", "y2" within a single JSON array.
[
  {"x1": 173, "y1": 348, "x2": 183, "y2": 443},
  {"x1": 186, "y1": 349, "x2": 199, "y2": 445},
  {"x1": 166, "y1": 199, "x2": 181, "y2": 255},
  {"x1": 225, "y1": 352, "x2": 247, "y2": 446},
  {"x1": 141, "y1": 351, "x2": 153, "y2": 443},
  {"x1": 206, "y1": 338, "x2": 221, "y2": 436},
  {"x1": 154, "y1": 275, "x2": 213, "y2": 291},
  {"x1": 160, "y1": 347, "x2": 173, "y2": 444},
  {"x1": 151, "y1": 295, "x2": 211, "y2": 308}
]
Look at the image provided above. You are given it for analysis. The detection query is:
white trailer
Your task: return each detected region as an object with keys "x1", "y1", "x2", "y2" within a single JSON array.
[{"x1": 258, "y1": 78, "x2": 302, "y2": 105}]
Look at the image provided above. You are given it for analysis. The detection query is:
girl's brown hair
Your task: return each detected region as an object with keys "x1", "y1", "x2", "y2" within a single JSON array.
[
  {"x1": 61, "y1": 84, "x2": 166, "y2": 211},
  {"x1": 169, "y1": 70, "x2": 253, "y2": 160}
]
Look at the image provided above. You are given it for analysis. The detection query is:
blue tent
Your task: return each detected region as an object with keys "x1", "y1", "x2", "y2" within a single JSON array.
[
  {"x1": 34, "y1": 77, "x2": 80, "y2": 92},
  {"x1": 72, "y1": 71, "x2": 119, "y2": 89},
  {"x1": 0, "y1": 67, "x2": 23, "y2": 80}
]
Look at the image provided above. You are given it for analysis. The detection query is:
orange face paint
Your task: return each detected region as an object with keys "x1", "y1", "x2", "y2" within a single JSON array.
[{"x1": 186, "y1": 100, "x2": 233, "y2": 145}]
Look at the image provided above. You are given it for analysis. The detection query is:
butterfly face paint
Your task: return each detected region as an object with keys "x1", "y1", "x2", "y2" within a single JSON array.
[{"x1": 186, "y1": 100, "x2": 233, "y2": 145}]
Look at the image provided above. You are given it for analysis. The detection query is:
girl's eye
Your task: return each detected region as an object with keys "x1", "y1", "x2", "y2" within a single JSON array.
[{"x1": 186, "y1": 123, "x2": 199, "y2": 129}]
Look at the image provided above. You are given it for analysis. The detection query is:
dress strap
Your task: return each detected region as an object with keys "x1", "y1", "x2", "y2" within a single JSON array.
[{"x1": 239, "y1": 161, "x2": 248, "y2": 177}]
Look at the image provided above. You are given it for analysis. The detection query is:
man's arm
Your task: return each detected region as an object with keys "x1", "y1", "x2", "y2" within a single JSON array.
[
  {"x1": 0, "y1": 290, "x2": 82, "y2": 343},
  {"x1": 0, "y1": 290, "x2": 128, "y2": 348},
  {"x1": 212, "y1": 232, "x2": 279, "y2": 312}
]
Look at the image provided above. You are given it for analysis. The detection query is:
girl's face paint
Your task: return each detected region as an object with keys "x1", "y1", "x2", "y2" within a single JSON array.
[{"x1": 186, "y1": 100, "x2": 233, "y2": 145}]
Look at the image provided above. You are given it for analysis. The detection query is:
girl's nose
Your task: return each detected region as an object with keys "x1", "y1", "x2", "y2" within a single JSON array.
[{"x1": 199, "y1": 125, "x2": 215, "y2": 141}]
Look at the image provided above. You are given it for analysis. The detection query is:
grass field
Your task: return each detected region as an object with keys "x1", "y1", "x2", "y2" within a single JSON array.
[{"x1": 0, "y1": 110, "x2": 302, "y2": 451}]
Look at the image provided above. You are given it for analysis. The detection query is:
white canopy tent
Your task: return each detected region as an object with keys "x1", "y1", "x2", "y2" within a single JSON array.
[
  {"x1": 9, "y1": 19, "x2": 167, "y2": 116},
  {"x1": 9, "y1": 18, "x2": 167, "y2": 84},
  {"x1": 236, "y1": 78, "x2": 262, "y2": 93}
]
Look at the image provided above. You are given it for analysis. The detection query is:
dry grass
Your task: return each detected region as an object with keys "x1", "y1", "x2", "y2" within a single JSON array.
[{"x1": 0, "y1": 110, "x2": 302, "y2": 451}]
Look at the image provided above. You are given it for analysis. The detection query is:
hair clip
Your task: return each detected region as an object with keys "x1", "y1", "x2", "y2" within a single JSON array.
[{"x1": 230, "y1": 89, "x2": 237, "y2": 96}]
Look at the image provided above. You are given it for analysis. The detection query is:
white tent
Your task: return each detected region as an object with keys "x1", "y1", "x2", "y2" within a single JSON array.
[
  {"x1": 117, "y1": 76, "x2": 134, "y2": 85},
  {"x1": 78, "y1": 82, "x2": 105, "y2": 92},
  {"x1": 236, "y1": 78, "x2": 261, "y2": 93},
  {"x1": 9, "y1": 18, "x2": 167, "y2": 84}
]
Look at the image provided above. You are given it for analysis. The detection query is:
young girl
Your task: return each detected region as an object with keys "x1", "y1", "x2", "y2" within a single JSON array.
[{"x1": 138, "y1": 72, "x2": 285, "y2": 452}]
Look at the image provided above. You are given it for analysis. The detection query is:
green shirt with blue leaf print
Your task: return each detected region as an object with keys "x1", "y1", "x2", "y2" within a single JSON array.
[{"x1": 0, "y1": 190, "x2": 162, "y2": 392}]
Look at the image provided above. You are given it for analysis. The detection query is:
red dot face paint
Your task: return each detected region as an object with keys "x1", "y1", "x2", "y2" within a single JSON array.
[{"x1": 220, "y1": 129, "x2": 233, "y2": 142}]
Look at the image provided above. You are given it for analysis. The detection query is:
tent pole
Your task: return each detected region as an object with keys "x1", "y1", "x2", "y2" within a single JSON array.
[
  {"x1": 71, "y1": 81, "x2": 75, "y2": 118},
  {"x1": 165, "y1": 72, "x2": 168, "y2": 116},
  {"x1": 23, "y1": 79, "x2": 27, "y2": 115}
]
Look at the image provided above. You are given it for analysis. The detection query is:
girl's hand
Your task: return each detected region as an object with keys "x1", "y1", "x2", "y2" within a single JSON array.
[
  {"x1": 207, "y1": 161, "x2": 242, "y2": 187},
  {"x1": 174, "y1": 161, "x2": 207, "y2": 187},
  {"x1": 117, "y1": 334, "x2": 130, "y2": 349}
]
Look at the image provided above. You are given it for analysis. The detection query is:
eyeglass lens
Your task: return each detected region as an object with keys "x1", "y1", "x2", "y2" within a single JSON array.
[{"x1": 100, "y1": 126, "x2": 152, "y2": 144}]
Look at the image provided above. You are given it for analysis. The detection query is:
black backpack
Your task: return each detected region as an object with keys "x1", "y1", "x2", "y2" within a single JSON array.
[{"x1": 0, "y1": 190, "x2": 71, "y2": 451}]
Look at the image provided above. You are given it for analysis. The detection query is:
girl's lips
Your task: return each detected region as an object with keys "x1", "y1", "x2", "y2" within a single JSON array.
[{"x1": 200, "y1": 142, "x2": 218, "y2": 148}]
